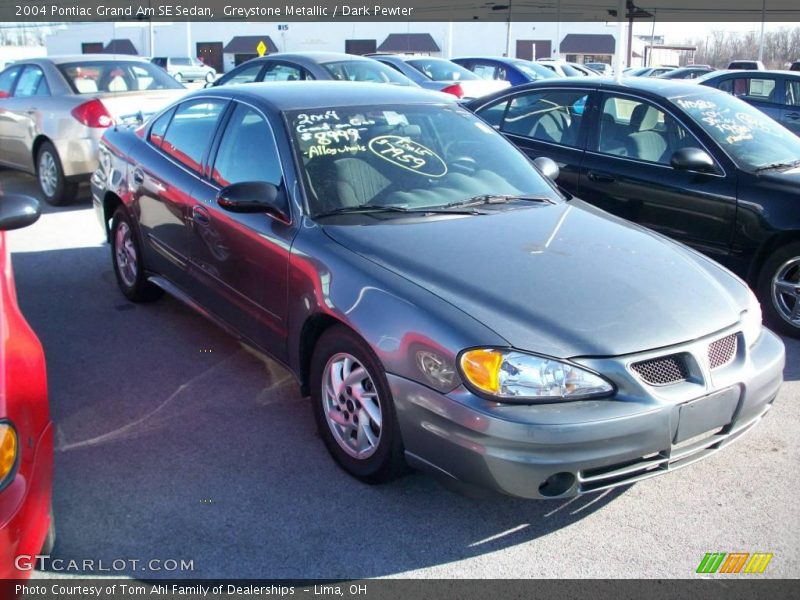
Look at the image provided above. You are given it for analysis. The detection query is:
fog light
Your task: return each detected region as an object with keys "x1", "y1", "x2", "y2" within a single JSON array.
[{"x1": 0, "y1": 422, "x2": 18, "y2": 486}]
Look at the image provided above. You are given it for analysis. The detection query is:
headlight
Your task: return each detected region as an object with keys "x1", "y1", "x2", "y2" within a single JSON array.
[
  {"x1": 459, "y1": 348, "x2": 614, "y2": 402},
  {"x1": 0, "y1": 422, "x2": 18, "y2": 488},
  {"x1": 741, "y1": 288, "x2": 763, "y2": 348}
]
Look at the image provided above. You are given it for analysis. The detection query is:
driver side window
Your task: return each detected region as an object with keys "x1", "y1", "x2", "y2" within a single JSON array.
[{"x1": 212, "y1": 104, "x2": 282, "y2": 187}]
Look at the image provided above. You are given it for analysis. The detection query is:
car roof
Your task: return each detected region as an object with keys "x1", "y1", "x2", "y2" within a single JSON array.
[
  {"x1": 29, "y1": 54, "x2": 152, "y2": 64},
  {"x1": 193, "y1": 81, "x2": 454, "y2": 111},
  {"x1": 369, "y1": 54, "x2": 443, "y2": 62},
  {"x1": 241, "y1": 52, "x2": 379, "y2": 66},
  {"x1": 467, "y1": 75, "x2": 724, "y2": 107},
  {"x1": 701, "y1": 68, "x2": 800, "y2": 77}
]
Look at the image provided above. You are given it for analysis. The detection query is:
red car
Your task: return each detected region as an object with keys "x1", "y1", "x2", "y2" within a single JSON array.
[{"x1": 0, "y1": 194, "x2": 53, "y2": 578}]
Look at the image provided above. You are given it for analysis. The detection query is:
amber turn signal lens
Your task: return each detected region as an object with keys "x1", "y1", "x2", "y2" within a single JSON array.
[
  {"x1": 460, "y1": 349, "x2": 504, "y2": 394},
  {"x1": 0, "y1": 424, "x2": 18, "y2": 482}
]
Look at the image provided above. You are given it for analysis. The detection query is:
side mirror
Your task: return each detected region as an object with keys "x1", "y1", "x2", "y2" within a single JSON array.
[
  {"x1": 0, "y1": 194, "x2": 41, "y2": 231},
  {"x1": 533, "y1": 156, "x2": 560, "y2": 181},
  {"x1": 217, "y1": 181, "x2": 290, "y2": 223},
  {"x1": 670, "y1": 147, "x2": 716, "y2": 173}
]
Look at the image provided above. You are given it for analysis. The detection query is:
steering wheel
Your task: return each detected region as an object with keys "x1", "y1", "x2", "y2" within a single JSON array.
[{"x1": 449, "y1": 156, "x2": 478, "y2": 175}]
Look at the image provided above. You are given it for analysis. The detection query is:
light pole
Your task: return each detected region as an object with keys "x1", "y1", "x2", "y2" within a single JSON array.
[
  {"x1": 490, "y1": 1, "x2": 514, "y2": 58},
  {"x1": 758, "y1": 0, "x2": 766, "y2": 63}
]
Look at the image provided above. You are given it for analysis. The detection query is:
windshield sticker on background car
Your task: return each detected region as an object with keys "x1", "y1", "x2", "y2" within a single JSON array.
[
  {"x1": 676, "y1": 98, "x2": 754, "y2": 144},
  {"x1": 368, "y1": 135, "x2": 448, "y2": 177}
]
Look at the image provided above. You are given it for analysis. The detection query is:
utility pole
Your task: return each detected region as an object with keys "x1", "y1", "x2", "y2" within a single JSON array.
[{"x1": 757, "y1": 0, "x2": 766, "y2": 62}]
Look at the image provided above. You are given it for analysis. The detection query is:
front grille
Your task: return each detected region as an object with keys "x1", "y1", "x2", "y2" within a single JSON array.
[
  {"x1": 708, "y1": 333, "x2": 738, "y2": 370},
  {"x1": 630, "y1": 353, "x2": 689, "y2": 385}
]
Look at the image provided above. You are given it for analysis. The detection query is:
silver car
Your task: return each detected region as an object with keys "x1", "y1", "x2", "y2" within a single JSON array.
[
  {"x1": 0, "y1": 55, "x2": 187, "y2": 205},
  {"x1": 151, "y1": 57, "x2": 217, "y2": 84}
]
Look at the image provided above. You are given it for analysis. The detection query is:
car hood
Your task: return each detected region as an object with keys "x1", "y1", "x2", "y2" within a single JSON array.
[
  {"x1": 756, "y1": 165, "x2": 800, "y2": 187},
  {"x1": 322, "y1": 201, "x2": 748, "y2": 358}
]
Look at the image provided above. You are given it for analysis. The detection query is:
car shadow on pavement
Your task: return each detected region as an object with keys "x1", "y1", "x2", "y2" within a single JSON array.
[
  {"x1": 0, "y1": 167, "x2": 92, "y2": 213},
  {"x1": 11, "y1": 244, "x2": 631, "y2": 580}
]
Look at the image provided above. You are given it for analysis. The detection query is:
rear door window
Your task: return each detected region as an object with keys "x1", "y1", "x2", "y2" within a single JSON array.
[
  {"x1": 12, "y1": 65, "x2": 49, "y2": 97},
  {"x1": 0, "y1": 65, "x2": 22, "y2": 98},
  {"x1": 160, "y1": 99, "x2": 227, "y2": 173},
  {"x1": 500, "y1": 89, "x2": 589, "y2": 148}
]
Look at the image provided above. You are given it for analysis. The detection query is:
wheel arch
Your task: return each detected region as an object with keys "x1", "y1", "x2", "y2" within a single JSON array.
[
  {"x1": 297, "y1": 312, "x2": 350, "y2": 397},
  {"x1": 102, "y1": 191, "x2": 126, "y2": 242},
  {"x1": 748, "y1": 231, "x2": 800, "y2": 285},
  {"x1": 31, "y1": 134, "x2": 53, "y2": 169}
]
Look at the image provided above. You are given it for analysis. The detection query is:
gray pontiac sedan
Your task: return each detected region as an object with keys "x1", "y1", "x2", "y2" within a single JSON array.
[{"x1": 91, "y1": 82, "x2": 785, "y2": 498}]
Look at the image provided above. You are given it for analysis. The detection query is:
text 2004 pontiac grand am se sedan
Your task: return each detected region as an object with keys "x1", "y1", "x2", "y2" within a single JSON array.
[{"x1": 91, "y1": 83, "x2": 785, "y2": 499}]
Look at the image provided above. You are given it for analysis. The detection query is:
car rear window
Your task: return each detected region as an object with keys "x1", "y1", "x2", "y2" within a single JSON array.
[
  {"x1": 58, "y1": 61, "x2": 184, "y2": 94},
  {"x1": 321, "y1": 60, "x2": 412, "y2": 86},
  {"x1": 406, "y1": 58, "x2": 479, "y2": 82}
]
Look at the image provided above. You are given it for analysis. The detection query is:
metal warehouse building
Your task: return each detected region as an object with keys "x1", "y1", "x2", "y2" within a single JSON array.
[{"x1": 44, "y1": 21, "x2": 628, "y2": 74}]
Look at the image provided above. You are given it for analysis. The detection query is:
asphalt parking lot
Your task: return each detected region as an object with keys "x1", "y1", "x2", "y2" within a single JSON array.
[{"x1": 2, "y1": 167, "x2": 798, "y2": 579}]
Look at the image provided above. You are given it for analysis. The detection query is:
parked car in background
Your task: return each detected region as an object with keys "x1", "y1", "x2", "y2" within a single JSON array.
[
  {"x1": 728, "y1": 60, "x2": 765, "y2": 70},
  {"x1": 367, "y1": 53, "x2": 508, "y2": 99},
  {"x1": 0, "y1": 55, "x2": 186, "y2": 205},
  {"x1": 151, "y1": 56, "x2": 216, "y2": 83},
  {"x1": 790, "y1": 61, "x2": 800, "y2": 72},
  {"x1": 211, "y1": 52, "x2": 417, "y2": 89},
  {"x1": 536, "y1": 59, "x2": 590, "y2": 77},
  {"x1": 92, "y1": 82, "x2": 784, "y2": 499},
  {"x1": 468, "y1": 77, "x2": 800, "y2": 336},
  {"x1": 697, "y1": 70, "x2": 800, "y2": 136},
  {"x1": 451, "y1": 56, "x2": 557, "y2": 86},
  {"x1": 568, "y1": 63, "x2": 600, "y2": 76},
  {"x1": 584, "y1": 62, "x2": 613, "y2": 76},
  {"x1": 624, "y1": 66, "x2": 676, "y2": 77},
  {"x1": 0, "y1": 194, "x2": 54, "y2": 577},
  {"x1": 658, "y1": 66, "x2": 715, "y2": 79}
]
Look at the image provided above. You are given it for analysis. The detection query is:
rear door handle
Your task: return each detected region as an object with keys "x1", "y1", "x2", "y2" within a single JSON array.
[
  {"x1": 587, "y1": 171, "x2": 616, "y2": 184},
  {"x1": 786, "y1": 112, "x2": 800, "y2": 120},
  {"x1": 192, "y1": 205, "x2": 210, "y2": 226}
]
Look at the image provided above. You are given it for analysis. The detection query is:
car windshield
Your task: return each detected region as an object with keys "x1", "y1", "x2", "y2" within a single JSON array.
[
  {"x1": 321, "y1": 60, "x2": 413, "y2": 86},
  {"x1": 675, "y1": 91, "x2": 800, "y2": 171},
  {"x1": 512, "y1": 61, "x2": 557, "y2": 79},
  {"x1": 288, "y1": 104, "x2": 557, "y2": 217},
  {"x1": 626, "y1": 67, "x2": 650, "y2": 77},
  {"x1": 406, "y1": 58, "x2": 479, "y2": 81},
  {"x1": 58, "y1": 61, "x2": 184, "y2": 94}
]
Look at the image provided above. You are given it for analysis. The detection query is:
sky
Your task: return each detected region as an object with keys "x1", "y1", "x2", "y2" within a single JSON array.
[{"x1": 633, "y1": 21, "x2": 800, "y2": 43}]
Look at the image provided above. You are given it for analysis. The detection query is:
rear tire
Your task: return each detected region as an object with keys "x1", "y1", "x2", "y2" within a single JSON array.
[
  {"x1": 310, "y1": 325, "x2": 407, "y2": 484},
  {"x1": 110, "y1": 207, "x2": 163, "y2": 303},
  {"x1": 205, "y1": 71, "x2": 215, "y2": 83},
  {"x1": 36, "y1": 141, "x2": 77, "y2": 206},
  {"x1": 757, "y1": 241, "x2": 800, "y2": 338}
]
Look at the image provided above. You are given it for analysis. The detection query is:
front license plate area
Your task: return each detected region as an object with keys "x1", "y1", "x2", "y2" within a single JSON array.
[{"x1": 674, "y1": 387, "x2": 741, "y2": 444}]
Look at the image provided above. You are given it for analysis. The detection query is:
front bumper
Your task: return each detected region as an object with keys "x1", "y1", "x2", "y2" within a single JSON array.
[
  {"x1": 390, "y1": 327, "x2": 785, "y2": 499},
  {"x1": 0, "y1": 422, "x2": 53, "y2": 578}
]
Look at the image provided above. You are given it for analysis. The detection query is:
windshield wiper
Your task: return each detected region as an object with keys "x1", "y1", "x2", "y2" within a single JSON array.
[
  {"x1": 313, "y1": 203, "x2": 484, "y2": 219},
  {"x1": 754, "y1": 159, "x2": 800, "y2": 173},
  {"x1": 442, "y1": 194, "x2": 557, "y2": 209}
]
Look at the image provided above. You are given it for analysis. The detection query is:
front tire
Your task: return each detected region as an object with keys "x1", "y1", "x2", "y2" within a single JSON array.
[
  {"x1": 310, "y1": 325, "x2": 407, "y2": 484},
  {"x1": 205, "y1": 71, "x2": 215, "y2": 83},
  {"x1": 110, "y1": 207, "x2": 163, "y2": 303},
  {"x1": 757, "y1": 241, "x2": 800, "y2": 338},
  {"x1": 173, "y1": 72, "x2": 183, "y2": 83},
  {"x1": 36, "y1": 141, "x2": 77, "y2": 206}
]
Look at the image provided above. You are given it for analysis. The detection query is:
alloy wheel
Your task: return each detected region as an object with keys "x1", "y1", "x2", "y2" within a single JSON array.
[
  {"x1": 321, "y1": 352, "x2": 383, "y2": 459},
  {"x1": 114, "y1": 221, "x2": 138, "y2": 288},
  {"x1": 772, "y1": 256, "x2": 800, "y2": 327},
  {"x1": 38, "y1": 151, "x2": 58, "y2": 198}
]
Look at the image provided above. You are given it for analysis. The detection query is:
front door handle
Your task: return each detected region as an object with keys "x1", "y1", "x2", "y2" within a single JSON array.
[
  {"x1": 192, "y1": 205, "x2": 211, "y2": 226},
  {"x1": 587, "y1": 171, "x2": 616, "y2": 184},
  {"x1": 132, "y1": 169, "x2": 145, "y2": 184},
  {"x1": 786, "y1": 112, "x2": 800, "y2": 121}
]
